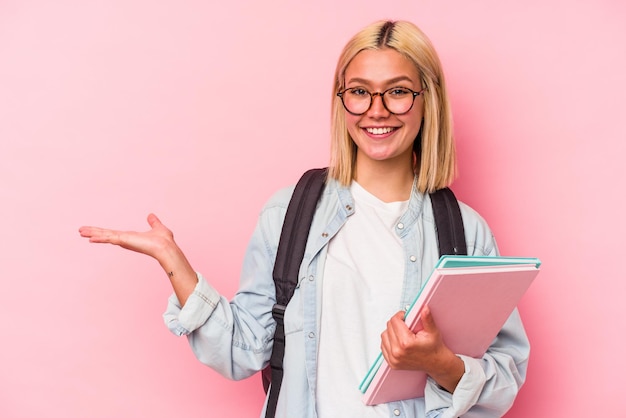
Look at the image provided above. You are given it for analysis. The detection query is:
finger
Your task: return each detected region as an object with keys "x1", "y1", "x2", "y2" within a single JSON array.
[
  {"x1": 383, "y1": 312, "x2": 403, "y2": 335},
  {"x1": 420, "y1": 305, "x2": 437, "y2": 333},
  {"x1": 380, "y1": 328, "x2": 389, "y2": 351},
  {"x1": 91, "y1": 229, "x2": 121, "y2": 244},
  {"x1": 78, "y1": 226, "x2": 93, "y2": 237},
  {"x1": 389, "y1": 310, "x2": 412, "y2": 335},
  {"x1": 147, "y1": 213, "x2": 162, "y2": 228},
  {"x1": 380, "y1": 327, "x2": 397, "y2": 366},
  {"x1": 78, "y1": 226, "x2": 118, "y2": 244},
  {"x1": 381, "y1": 312, "x2": 400, "y2": 348},
  {"x1": 383, "y1": 312, "x2": 412, "y2": 368},
  {"x1": 385, "y1": 311, "x2": 411, "y2": 348},
  {"x1": 79, "y1": 226, "x2": 106, "y2": 239}
]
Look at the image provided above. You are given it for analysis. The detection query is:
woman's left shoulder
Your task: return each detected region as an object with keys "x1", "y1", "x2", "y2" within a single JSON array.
[
  {"x1": 457, "y1": 200, "x2": 489, "y2": 228},
  {"x1": 457, "y1": 200, "x2": 498, "y2": 256}
]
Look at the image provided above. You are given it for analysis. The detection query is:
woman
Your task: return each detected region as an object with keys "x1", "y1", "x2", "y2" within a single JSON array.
[{"x1": 80, "y1": 20, "x2": 529, "y2": 418}]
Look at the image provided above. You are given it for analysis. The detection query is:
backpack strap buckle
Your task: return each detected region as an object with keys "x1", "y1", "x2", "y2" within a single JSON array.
[{"x1": 271, "y1": 304, "x2": 287, "y2": 322}]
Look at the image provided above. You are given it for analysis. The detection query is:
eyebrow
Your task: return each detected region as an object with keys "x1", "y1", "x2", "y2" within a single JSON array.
[{"x1": 345, "y1": 76, "x2": 415, "y2": 86}]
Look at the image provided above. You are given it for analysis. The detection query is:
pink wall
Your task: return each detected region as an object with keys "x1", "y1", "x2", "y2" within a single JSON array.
[{"x1": 2, "y1": 0, "x2": 625, "y2": 416}]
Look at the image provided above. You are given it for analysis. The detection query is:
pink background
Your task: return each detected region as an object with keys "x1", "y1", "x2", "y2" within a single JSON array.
[{"x1": 2, "y1": 0, "x2": 625, "y2": 416}]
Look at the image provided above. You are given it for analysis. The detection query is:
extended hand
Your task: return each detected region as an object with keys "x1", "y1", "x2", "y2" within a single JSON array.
[
  {"x1": 79, "y1": 213, "x2": 197, "y2": 305},
  {"x1": 380, "y1": 306, "x2": 464, "y2": 393},
  {"x1": 79, "y1": 213, "x2": 174, "y2": 261}
]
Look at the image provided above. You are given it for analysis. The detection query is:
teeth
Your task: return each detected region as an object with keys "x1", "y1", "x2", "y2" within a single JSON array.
[{"x1": 366, "y1": 127, "x2": 394, "y2": 135}]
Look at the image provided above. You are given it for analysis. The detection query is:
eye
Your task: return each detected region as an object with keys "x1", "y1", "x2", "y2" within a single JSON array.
[
  {"x1": 347, "y1": 88, "x2": 369, "y2": 97},
  {"x1": 387, "y1": 87, "x2": 411, "y2": 97}
]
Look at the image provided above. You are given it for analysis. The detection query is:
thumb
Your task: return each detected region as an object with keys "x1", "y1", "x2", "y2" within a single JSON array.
[
  {"x1": 420, "y1": 305, "x2": 437, "y2": 333},
  {"x1": 147, "y1": 213, "x2": 162, "y2": 228}
]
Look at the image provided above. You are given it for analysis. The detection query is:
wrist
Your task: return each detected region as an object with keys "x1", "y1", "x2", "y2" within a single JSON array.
[
  {"x1": 428, "y1": 350, "x2": 465, "y2": 393},
  {"x1": 155, "y1": 238, "x2": 184, "y2": 268}
]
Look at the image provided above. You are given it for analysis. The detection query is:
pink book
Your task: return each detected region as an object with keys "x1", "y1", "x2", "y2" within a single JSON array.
[{"x1": 360, "y1": 256, "x2": 540, "y2": 405}]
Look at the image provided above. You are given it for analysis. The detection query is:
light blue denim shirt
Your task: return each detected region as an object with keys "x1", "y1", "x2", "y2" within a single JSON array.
[{"x1": 164, "y1": 179, "x2": 529, "y2": 418}]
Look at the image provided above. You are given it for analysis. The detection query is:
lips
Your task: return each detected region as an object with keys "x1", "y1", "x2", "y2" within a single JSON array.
[{"x1": 365, "y1": 126, "x2": 397, "y2": 135}]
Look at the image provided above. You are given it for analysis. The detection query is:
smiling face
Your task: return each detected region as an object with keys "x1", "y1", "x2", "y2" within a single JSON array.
[{"x1": 343, "y1": 48, "x2": 424, "y2": 174}]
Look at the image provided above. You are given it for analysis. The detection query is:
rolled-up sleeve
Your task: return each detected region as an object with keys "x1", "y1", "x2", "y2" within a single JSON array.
[
  {"x1": 163, "y1": 273, "x2": 222, "y2": 337},
  {"x1": 424, "y1": 309, "x2": 530, "y2": 417}
]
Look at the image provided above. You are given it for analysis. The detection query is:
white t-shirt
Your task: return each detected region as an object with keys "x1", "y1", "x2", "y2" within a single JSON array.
[{"x1": 316, "y1": 181, "x2": 409, "y2": 417}]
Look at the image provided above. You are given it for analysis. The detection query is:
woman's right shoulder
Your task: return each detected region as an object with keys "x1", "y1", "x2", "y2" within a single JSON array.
[
  {"x1": 256, "y1": 176, "x2": 341, "y2": 226},
  {"x1": 260, "y1": 185, "x2": 296, "y2": 214},
  {"x1": 246, "y1": 185, "x2": 297, "y2": 249}
]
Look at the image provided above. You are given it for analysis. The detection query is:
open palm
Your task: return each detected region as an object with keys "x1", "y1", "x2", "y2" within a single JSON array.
[{"x1": 79, "y1": 213, "x2": 174, "y2": 261}]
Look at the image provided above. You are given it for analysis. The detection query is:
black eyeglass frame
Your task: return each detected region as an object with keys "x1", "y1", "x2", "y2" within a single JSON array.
[{"x1": 336, "y1": 86, "x2": 427, "y2": 116}]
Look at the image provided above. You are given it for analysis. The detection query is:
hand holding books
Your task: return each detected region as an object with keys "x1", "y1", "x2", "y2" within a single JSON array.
[{"x1": 381, "y1": 306, "x2": 465, "y2": 393}]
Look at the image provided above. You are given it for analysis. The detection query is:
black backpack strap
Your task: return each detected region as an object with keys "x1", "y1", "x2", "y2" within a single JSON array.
[
  {"x1": 263, "y1": 168, "x2": 327, "y2": 418},
  {"x1": 430, "y1": 187, "x2": 467, "y2": 256}
]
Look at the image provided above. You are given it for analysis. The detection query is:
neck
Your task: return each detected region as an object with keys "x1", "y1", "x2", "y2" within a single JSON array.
[{"x1": 354, "y1": 158, "x2": 415, "y2": 203}]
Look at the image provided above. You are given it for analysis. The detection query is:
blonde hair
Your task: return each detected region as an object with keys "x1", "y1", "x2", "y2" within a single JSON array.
[{"x1": 329, "y1": 20, "x2": 456, "y2": 193}]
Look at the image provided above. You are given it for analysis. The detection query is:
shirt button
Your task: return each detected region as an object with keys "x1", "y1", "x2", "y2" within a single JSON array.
[
  {"x1": 308, "y1": 332, "x2": 315, "y2": 339},
  {"x1": 322, "y1": 232, "x2": 329, "y2": 238},
  {"x1": 346, "y1": 204, "x2": 353, "y2": 211},
  {"x1": 397, "y1": 223, "x2": 404, "y2": 230},
  {"x1": 393, "y1": 409, "x2": 401, "y2": 416},
  {"x1": 409, "y1": 255, "x2": 417, "y2": 262},
  {"x1": 308, "y1": 275, "x2": 314, "y2": 281}
]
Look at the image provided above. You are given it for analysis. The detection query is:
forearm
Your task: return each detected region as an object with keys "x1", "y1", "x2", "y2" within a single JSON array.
[{"x1": 156, "y1": 240, "x2": 198, "y2": 306}]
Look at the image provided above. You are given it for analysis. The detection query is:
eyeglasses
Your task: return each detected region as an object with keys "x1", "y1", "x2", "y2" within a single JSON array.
[{"x1": 337, "y1": 86, "x2": 427, "y2": 116}]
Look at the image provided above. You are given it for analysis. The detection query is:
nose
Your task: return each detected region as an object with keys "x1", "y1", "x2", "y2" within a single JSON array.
[{"x1": 367, "y1": 93, "x2": 390, "y2": 118}]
